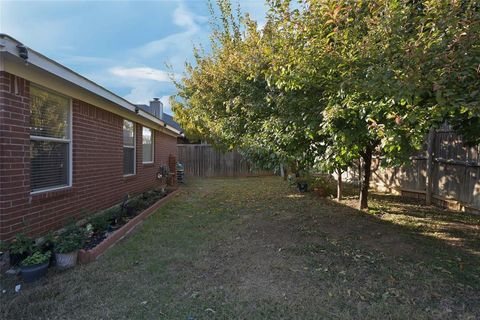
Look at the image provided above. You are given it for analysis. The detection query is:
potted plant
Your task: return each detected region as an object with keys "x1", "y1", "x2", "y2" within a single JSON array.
[
  {"x1": 8, "y1": 233, "x2": 35, "y2": 267},
  {"x1": 54, "y1": 225, "x2": 85, "y2": 268},
  {"x1": 20, "y1": 250, "x2": 51, "y2": 283}
]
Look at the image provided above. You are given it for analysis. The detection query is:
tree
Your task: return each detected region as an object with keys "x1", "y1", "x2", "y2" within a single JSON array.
[
  {"x1": 265, "y1": 0, "x2": 479, "y2": 209},
  {"x1": 172, "y1": 0, "x2": 323, "y2": 174},
  {"x1": 264, "y1": 1, "x2": 424, "y2": 209},
  {"x1": 172, "y1": 0, "x2": 480, "y2": 210}
]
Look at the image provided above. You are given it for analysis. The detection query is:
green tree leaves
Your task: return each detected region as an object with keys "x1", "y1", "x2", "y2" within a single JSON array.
[{"x1": 172, "y1": 0, "x2": 479, "y2": 207}]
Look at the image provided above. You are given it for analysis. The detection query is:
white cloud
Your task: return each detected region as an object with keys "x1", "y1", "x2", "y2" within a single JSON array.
[
  {"x1": 136, "y1": 33, "x2": 193, "y2": 58},
  {"x1": 109, "y1": 66, "x2": 173, "y2": 82},
  {"x1": 116, "y1": 2, "x2": 209, "y2": 110},
  {"x1": 122, "y1": 1, "x2": 268, "y2": 112},
  {"x1": 123, "y1": 86, "x2": 157, "y2": 105},
  {"x1": 173, "y1": 3, "x2": 201, "y2": 31},
  {"x1": 134, "y1": 3, "x2": 207, "y2": 60},
  {"x1": 103, "y1": 66, "x2": 177, "y2": 111}
]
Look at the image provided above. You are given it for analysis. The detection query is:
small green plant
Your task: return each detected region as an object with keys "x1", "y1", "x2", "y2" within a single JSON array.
[
  {"x1": 55, "y1": 225, "x2": 86, "y2": 254},
  {"x1": 308, "y1": 175, "x2": 327, "y2": 188},
  {"x1": 21, "y1": 250, "x2": 51, "y2": 267},
  {"x1": 0, "y1": 240, "x2": 9, "y2": 253},
  {"x1": 308, "y1": 175, "x2": 335, "y2": 197},
  {"x1": 128, "y1": 197, "x2": 147, "y2": 214},
  {"x1": 141, "y1": 190, "x2": 154, "y2": 201},
  {"x1": 126, "y1": 198, "x2": 139, "y2": 213},
  {"x1": 287, "y1": 173, "x2": 297, "y2": 186},
  {"x1": 40, "y1": 232, "x2": 55, "y2": 248},
  {"x1": 112, "y1": 202, "x2": 127, "y2": 223},
  {"x1": 103, "y1": 206, "x2": 119, "y2": 220},
  {"x1": 88, "y1": 212, "x2": 112, "y2": 232},
  {"x1": 9, "y1": 233, "x2": 35, "y2": 255}
]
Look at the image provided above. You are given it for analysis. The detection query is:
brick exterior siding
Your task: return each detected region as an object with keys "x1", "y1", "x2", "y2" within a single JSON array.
[{"x1": 0, "y1": 71, "x2": 177, "y2": 240}]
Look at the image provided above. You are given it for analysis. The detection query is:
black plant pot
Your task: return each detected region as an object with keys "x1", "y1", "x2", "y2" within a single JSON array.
[
  {"x1": 10, "y1": 252, "x2": 29, "y2": 267},
  {"x1": 297, "y1": 181, "x2": 308, "y2": 193},
  {"x1": 20, "y1": 262, "x2": 49, "y2": 283}
]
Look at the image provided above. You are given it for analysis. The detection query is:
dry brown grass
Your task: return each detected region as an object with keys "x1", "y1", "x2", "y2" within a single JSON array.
[{"x1": 1, "y1": 177, "x2": 479, "y2": 319}]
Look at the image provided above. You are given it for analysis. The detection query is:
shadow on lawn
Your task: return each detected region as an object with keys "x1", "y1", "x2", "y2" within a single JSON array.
[
  {"x1": 367, "y1": 193, "x2": 480, "y2": 256},
  {"x1": 299, "y1": 179, "x2": 480, "y2": 257},
  {"x1": 298, "y1": 191, "x2": 480, "y2": 286}
]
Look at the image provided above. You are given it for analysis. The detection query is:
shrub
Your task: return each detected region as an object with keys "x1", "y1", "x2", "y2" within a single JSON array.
[
  {"x1": 55, "y1": 225, "x2": 86, "y2": 254},
  {"x1": 88, "y1": 212, "x2": 111, "y2": 233},
  {"x1": 0, "y1": 240, "x2": 9, "y2": 253},
  {"x1": 21, "y1": 250, "x2": 51, "y2": 267},
  {"x1": 309, "y1": 175, "x2": 335, "y2": 197},
  {"x1": 126, "y1": 198, "x2": 140, "y2": 214},
  {"x1": 141, "y1": 190, "x2": 155, "y2": 201},
  {"x1": 287, "y1": 173, "x2": 297, "y2": 187},
  {"x1": 9, "y1": 233, "x2": 35, "y2": 255},
  {"x1": 40, "y1": 232, "x2": 55, "y2": 253},
  {"x1": 111, "y1": 203, "x2": 126, "y2": 223}
]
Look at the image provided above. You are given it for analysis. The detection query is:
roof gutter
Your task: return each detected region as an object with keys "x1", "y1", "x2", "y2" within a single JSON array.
[{"x1": 0, "y1": 34, "x2": 181, "y2": 136}]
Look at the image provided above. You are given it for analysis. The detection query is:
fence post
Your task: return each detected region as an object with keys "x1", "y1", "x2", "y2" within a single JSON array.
[{"x1": 425, "y1": 128, "x2": 435, "y2": 205}]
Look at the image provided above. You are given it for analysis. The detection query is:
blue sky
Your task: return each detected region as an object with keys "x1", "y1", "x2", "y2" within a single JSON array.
[{"x1": 0, "y1": 0, "x2": 268, "y2": 114}]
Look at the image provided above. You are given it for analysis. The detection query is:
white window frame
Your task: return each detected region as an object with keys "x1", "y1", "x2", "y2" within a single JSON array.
[
  {"x1": 123, "y1": 120, "x2": 136, "y2": 176},
  {"x1": 30, "y1": 85, "x2": 73, "y2": 195},
  {"x1": 142, "y1": 126, "x2": 154, "y2": 164}
]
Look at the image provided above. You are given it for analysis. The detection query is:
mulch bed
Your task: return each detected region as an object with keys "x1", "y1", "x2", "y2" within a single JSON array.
[{"x1": 82, "y1": 188, "x2": 171, "y2": 251}]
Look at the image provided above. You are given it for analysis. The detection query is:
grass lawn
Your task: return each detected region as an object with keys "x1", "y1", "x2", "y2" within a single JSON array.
[{"x1": 1, "y1": 177, "x2": 479, "y2": 319}]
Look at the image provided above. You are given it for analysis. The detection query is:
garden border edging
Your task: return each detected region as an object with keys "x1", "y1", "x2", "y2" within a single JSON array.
[{"x1": 78, "y1": 189, "x2": 181, "y2": 264}]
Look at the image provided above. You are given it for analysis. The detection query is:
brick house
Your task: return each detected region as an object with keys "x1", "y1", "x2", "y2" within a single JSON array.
[{"x1": 0, "y1": 34, "x2": 181, "y2": 241}]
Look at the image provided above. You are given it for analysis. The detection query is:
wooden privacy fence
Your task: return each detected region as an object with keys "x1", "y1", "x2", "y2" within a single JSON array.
[
  {"x1": 366, "y1": 124, "x2": 480, "y2": 213},
  {"x1": 177, "y1": 144, "x2": 272, "y2": 177}
]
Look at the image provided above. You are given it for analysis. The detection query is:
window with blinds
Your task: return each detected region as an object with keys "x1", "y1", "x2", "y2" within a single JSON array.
[
  {"x1": 123, "y1": 120, "x2": 135, "y2": 175},
  {"x1": 142, "y1": 127, "x2": 153, "y2": 163},
  {"x1": 30, "y1": 86, "x2": 71, "y2": 193}
]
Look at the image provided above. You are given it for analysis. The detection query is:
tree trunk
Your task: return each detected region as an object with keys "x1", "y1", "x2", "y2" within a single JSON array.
[
  {"x1": 336, "y1": 168, "x2": 343, "y2": 201},
  {"x1": 359, "y1": 147, "x2": 373, "y2": 210}
]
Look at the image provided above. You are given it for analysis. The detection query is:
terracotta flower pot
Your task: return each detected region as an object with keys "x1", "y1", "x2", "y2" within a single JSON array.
[
  {"x1": 21, "y1": 262, "x2": 49, "y2": 283},
  {"x1": 55, "y1": 251, "x2": 78, "y2": 268}
]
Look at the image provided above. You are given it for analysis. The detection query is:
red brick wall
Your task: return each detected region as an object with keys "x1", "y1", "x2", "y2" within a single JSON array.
[{"x1": 0, "y1": 71, "x2": 177, "y2": 240}]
